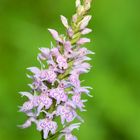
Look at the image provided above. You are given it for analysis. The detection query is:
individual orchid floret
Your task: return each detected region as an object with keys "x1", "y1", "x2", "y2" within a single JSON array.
[
  {"x1": 72, "y1": 94, "x2": 86, "y2": 111},
  {"x1": 19, "y1": 0, "x2": 93, "y2": 139},
  {"x1": 48, "y1": 29, "x2": 63, "y2": 43},
  {"x1": 64, "y1": 41, "x2": 74, "y2": 58},
  {"x1": 64, "y1": 41, "x2": 72, "y2": 52},
  {"x1": 27, "y1": 67, "x2": 57, "y2": 83},
  {"x1": 56, "y1": 55, "x2": 68, "y2": 70},
  {"x1": 56, "y1": 104, "x2": 77, "y2": 125},
  {"x1": 69, "y1": 73, "x2": 81, "y2": 87},
  {"x1": 45, "y1": 69, "x2": 57, "y2": 83},
  {"x1": 37, "y1": 94, "x2": 53, "y2": 115},
  {"x1": 37, "y1": 118, "x2": 58, "y2": 139},
  {"x1": 38, "y1": 48, "x2": 51, "y2": 60},
  {"x1": 49, "y1": 87, "x2": 68, "y2": 104},
  {"x1": 51, "y1": 47, "x2": 61, "y2": 57}
]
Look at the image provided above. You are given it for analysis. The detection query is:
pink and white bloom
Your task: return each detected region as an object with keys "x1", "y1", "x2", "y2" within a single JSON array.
[
  {"x1": 50, "y1": 88, "x2": 68, "y2": 104},
  {"x1": 27, "y1": 67, "x2": 57, "y2": 83},
  {"x1": 48, "y1": 29, "x2": 63, "y2": 43},
  {"x1": 37, "y1": 118, "x2": 58, "y2": 139},
  {"x1": 36, "y1": 94, "x2": 52, "y2": 115},
  {"x1": 38, "y1": 48, "x2": 51, "y2": 60},
  {"x1": 56, "y1": 104, "x2": 77, "y2": 124},
  {"x1": 56, "y1": 55, "x2": 68, "y2": 70},
  {"x1": 69, "y1": 73, "x2": 80, "y2": 87},
  {"x1": 72, "y1": 94, "x2": 87, "y2": 111}
]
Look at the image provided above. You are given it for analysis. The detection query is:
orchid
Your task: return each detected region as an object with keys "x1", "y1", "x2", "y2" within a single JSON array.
[{"x1": 19, "y1": 0, "x2": 93, "y2": 139}]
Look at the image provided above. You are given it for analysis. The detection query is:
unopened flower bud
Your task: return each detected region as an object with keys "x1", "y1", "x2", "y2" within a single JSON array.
[{"x1": 60, "y1": 15, "x2": 69, "y2": 29}]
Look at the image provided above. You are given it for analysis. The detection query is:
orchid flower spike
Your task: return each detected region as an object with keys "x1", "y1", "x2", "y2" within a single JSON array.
[{"x1": 19, "y1": 0, "x2": 94, "y2": 140}]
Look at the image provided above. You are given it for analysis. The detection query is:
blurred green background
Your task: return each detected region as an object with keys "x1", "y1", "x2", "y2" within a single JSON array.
[{"x1": 0, "y1": 0, "x2": 140, "y2": 140}]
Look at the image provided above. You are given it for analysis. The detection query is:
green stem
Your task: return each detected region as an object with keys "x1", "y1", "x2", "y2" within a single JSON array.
[
  {"x1": 47, "y1": 131, "x2": 61, "y2": 140},
  {"x1": 41, "y1": 131, "x2": 45, "y2": 140}
]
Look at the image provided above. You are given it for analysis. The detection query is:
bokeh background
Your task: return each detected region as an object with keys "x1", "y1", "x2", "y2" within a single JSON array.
[{"x1": 0, "y1": 0, "x2": 140, "y2": 140}]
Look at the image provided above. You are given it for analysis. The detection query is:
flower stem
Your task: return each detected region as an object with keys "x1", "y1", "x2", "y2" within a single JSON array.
[
  {"x1": 41, "y1": 131, "x2": 45, "y2": 140},
  {"x1": 47, "y1": 131, "x2": 61, "y2": 140}
]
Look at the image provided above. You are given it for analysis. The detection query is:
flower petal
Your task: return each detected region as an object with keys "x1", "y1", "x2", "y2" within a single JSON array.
[
  {"x1": 60, "y1": 15, "x2": 69, "y2": 29},
  {"x1": 38, "y1": 47, "x2": 50, "y2": 60},
  {"x1": 81, "y1": 28, "x2": 92, "y2": 35},
  {"x1": 27, "y1": 67, "x2": 40, "y2": 74},
  {"x1": 76, "y1": 0, "x2": 81, "y2": 7},
  {"x1": 18, "y1": 117, "x2": 36, "y2": 129},
  {"x1": 77, "y1": 38, "x2": 90, "y2": 45},
  {"x1": 43, "y1": 129, "x2": 49, "y2": 139},
  {"x1": 80, "y1": 15, "x2": 92, "y2": 29},
  {"x1": 48, "y1": 29, "x2": 62, "y2": 43},
  {"x1": 19, "y1": 92, "x2": 33, "y2": 100}
]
